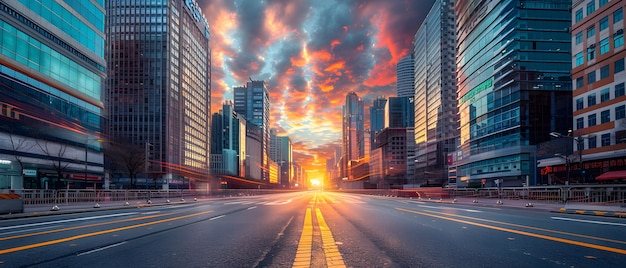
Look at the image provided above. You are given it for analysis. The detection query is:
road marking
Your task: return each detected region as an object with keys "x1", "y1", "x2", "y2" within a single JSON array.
[
  {"x1": 0, "y1": 213, "x2": 138, "y2": 231},
  {"x1": 0, "y1": 210, "x2": 213, "y2": 255},
  {"x1": 209, "y1": 215, "x2": 225, "y2": 221},
  {"x1": 247, "y1": 206, "x2": 257, "y2": 210},
  {"x1": 76, "y1": 242, "x2": 127, "y2": 256},
  {"x1": 315, "y1": 208, "x2": 346, "y2": 267},
  {"x1": 0, "y1": 214, "x2": 169, "y2": 241},
  {"x1": 551, "y1": 217, "x2": 626, "y2": 226},
  {"x1": 293, "y1": 208, "x2": 312, "y2": 268},
  {"x1": 396, "y1": 208, "x2": 626, "y2": 255},
  {"x1": 418, "y1": 204, "x2": 482, "y2": 212}
]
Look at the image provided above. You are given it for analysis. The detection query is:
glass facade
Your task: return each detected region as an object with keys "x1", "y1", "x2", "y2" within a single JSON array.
[
  {"x1": 105, "y1": 0, "x2": 211, "y2": 185},
  {"x1": 454, "y1": 0, "x2": 572, "y2": 186},
  {"x1": 0, "y1": 0, "x2": 106, "y2": 190}
]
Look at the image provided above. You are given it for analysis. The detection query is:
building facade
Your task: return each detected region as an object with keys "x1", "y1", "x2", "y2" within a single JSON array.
[
  {"x1": 564, "y1": 0, "x2": 626, "y2": 183},
  {"x1": 413, "y1": 0, "x2": 458, "y2": 186},
  {"x1": 234, "y1": 80, "x2": 270, "y2": 182},
  {"x1": 396, "y1": 55, "x2": 415, "y2": 98},
  {"x1": 105, "y1": 0, "x2": 211, "y2": 188},
  {"x1": 270, "y1": 129, "x2": 292, "y2": 188},
  {"x1": 0, "y1": 0, "x2": 106, "y2": 190},
  {"x1": 453, "y1": 0, "x2": 572, "y2": 187},
  {"x1": 341, "y1": 92, "x2": 365, "y2": 183},
  {"x1": 369, "y1": 96, "x2": 387, "y2": 150}
]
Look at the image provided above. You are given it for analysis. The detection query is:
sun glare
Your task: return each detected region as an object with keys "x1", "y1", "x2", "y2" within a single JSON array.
[{"x1": 310, "y1": 179, "x2": 321, "y2": 186}]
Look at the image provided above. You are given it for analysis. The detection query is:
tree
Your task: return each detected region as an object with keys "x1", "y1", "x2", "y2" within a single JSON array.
[
  {"x1": 106, "y1": 140, "x2": 145, "y2": 189},
  {"x1": 36, "y1": 140, "x2": 72, "y2": 189}
]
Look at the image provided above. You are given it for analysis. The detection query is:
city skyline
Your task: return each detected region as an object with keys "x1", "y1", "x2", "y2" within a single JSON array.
[{"x1": 198, "y1": 0, "x2": 436, "y2": 181}]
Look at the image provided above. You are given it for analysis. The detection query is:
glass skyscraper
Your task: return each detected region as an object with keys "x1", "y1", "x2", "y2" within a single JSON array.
[
  {"x1": 341, "y1": 92, "x2": 364, "y2": 181},
  {"x1": 105, "y1": 0, "x2": 211, "y2": 187},
  {"x1": 0, "y1": 0, "x2": 106, "y2": 189},
  {"x1": 454, "y1": 0, "x2": 572, "y2": 187},
  {"x1": 396, "y1": 55, "x2": 415, "y2": 98}
]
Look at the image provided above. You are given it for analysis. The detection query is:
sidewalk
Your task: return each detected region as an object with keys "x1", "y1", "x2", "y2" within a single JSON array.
[
  {"x1": 2, "y1": 196, "x2": 625, "y2": 220},
  {"x1": 410, "y1": 196, "x2": 626, "y2": 218}
]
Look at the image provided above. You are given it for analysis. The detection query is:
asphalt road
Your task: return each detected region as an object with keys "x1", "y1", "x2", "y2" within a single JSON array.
[{"x1": 1, "y1": 191, "x2": 625, "y2": 267}]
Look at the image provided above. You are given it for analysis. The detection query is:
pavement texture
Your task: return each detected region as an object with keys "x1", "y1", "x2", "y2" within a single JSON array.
[{"x1": 1, "y1": 196, "x2": 625, "y2": 220}]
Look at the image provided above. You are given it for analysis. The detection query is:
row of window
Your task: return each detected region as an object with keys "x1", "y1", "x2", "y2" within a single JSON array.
[
  {"x1": 574, "y1": 30, "x2": 624, "y2": 67},
  {"x1": 575, "y1": 0, "x2": 612, "y2": 23},
  {"x1": 576, "y1": 104, "x2": 625, "y2": 129},
  {"x1": 576, "y1": 80, "x2": 626, "y2": 110}
]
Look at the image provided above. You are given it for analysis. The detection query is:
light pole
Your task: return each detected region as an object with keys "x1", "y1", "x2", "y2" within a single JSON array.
[{"x1": 550, "y1": 131, "x2": 595, "y2": 183}]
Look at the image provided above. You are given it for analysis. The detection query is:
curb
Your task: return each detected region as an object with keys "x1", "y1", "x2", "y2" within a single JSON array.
[{"x1": 555, "y1": 208, "x2": 626, "y2": 218}]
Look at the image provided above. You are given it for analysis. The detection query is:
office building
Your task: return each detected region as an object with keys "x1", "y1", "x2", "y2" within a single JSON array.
[
  {"x1": 413, "y1": 0, "x2": 458, "y2": 186},
  {"x1": 453, "y1": 0, "x2": 572, "y2": 187},
  {"x1": 0, "y1": 0, "x2": 106, "y2": 189},
  {"x1": 397, "y1": 55, "x2": 415, "y2": 98},
  {"x1": 105, "y1": 0, "x2": 211, "y2": 188},
  {"x1": 369, "y1": 97, "x2": 387, "y2": 149},
  {"x1": 341, "y1": 92, "x2": 365, "y2": 182}
]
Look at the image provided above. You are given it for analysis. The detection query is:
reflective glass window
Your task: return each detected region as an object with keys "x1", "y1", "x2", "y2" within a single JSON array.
[
  {"x1": 601, "y1": 133, "x2": 611, "y2": 146},
  {"x1": 616, "y1": 105, "x2": 626, "y2": 119},
  {"x1": 614, "y1": 31, "x2": 624, "y2": 48},
  {"x1": 600, "y1": 65, "x2": 610, "y2": 79},
  {"x1": 616, "y1": 83, "x2": 625, "y2": 97},
  {"x1": 600, "y1": 16, "x2": 609, "y2": 31},
  {"x1": 588, "y1": 71, "x2": 596, "y2": 84},
  {"x1": 576, "y1": 98, "x2": 584, "y2": 110},
  {"x1": 601, "y1": 88, "x2": 610, "y2": 102},
  {"x1": 576, "y1": 9, "x2": 583, "y2": 22},
  {"x1": 616, "y1": 59, "x2": 625, "y2": 73},
  {"x1": 615, "y1": 8, "x2": 623, "y2": 23},
  {"x1": 588, "y1": 93, "x2": 597, "y2": 106},
  {"x1": 576, "y1": 117, "x2": 584, "y2": 129},
  {"x1": 575, "y1": 52, "x2": 584, "y2": 67},
  {"x1": 576, "y1": 32, "x2": 583, "y2": 44},
  {"x1": 600, "y1": 38, "x2": 609, "y2": 54},
  {"x1": 588, "y1": 114, "x2": 597, "y2": 126},
  {"x1": 587, "y1": 2, "x2": 595, "y2": 15}
]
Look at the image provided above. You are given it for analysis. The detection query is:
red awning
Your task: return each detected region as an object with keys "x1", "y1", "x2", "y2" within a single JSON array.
[{"x1": 596, "y1": 170, "x2": 626, "y2": 181}]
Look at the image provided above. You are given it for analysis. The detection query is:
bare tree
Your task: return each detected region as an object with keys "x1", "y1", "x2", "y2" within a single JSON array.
[
  {"x1": 36, "y1": 140, "x2": 72, "y2": 189},
  {"x1": 106, "y1": 140, "x2": 145, "y2": 189}
]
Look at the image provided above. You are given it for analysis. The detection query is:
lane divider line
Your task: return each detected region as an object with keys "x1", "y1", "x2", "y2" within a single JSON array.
[
  {"x1": 315, "y1": 208, "x2": 346, "y2": 267},
  {"x1": 0, "y1": 210, "x2": 214, "y2": 255},
  {"x1": 396, "y1": 207, "x2": 626, "y2": 255},
  {"x1": 293, "y1": 208, "x2": 312, "y2": 268}
]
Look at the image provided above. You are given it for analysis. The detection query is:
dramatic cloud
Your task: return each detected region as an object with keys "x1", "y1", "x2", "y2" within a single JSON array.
[{"x1": 198, "y1": 0, "x2": 435, "y2": 181}]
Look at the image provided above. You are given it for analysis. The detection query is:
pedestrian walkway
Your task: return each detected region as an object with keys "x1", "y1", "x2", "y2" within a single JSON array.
[{"x1": 1, "y1": 195, "x2": 625, "y2": 220}]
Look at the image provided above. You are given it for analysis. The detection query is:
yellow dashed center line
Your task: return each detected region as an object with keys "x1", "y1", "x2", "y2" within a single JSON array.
[
  {"x1": 316, "y1": 208, "x2": 346, "y2": 268},
  {"x1": 293, "y1": 208, "x2": 313, "y2": 268}
]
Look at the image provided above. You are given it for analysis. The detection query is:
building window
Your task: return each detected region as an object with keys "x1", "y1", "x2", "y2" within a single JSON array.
[
  {"x1": 588, "y1": 136, "x2": 597, "y2": 148},
  {"x1": 576, "y1": 32, "x2": 583, "y2": 44},
  {"x1": 587, "y1": 1, "x2": 595, "y2": 15},
  {"x1": 587, "y1": 27, "x2": 596, "y2": 39},
  {"x1": 588, "y1": 71, "x2": 596, "y2": 84},
  {"x1": 616, "y1": 105, "x2": 626, "y2": 120},
  {"x1": 588, "y1": 93, "x2": 597, "y2": 106},
  {"x1": 601, "y1": 109, "x2": 610, "y2": 123},
  {"x1": 576, "y1": 97, "x2": 584, "y2": 110},
  {"x1": 600, "y1": 65, "x2": 610, "y2": 79},
  {"x1": 600, "y1": 0, "x2": 608, "y2": 7},
  {"x1": 616, "y1": 59, "x2": 625, "y2": 73},
  {"x1": 587, "y1": 45, "x2": 596, "y2": 61},
  {"x1": 615, "y1": 8, "x2": 623, "y2": 23},
  {"x1": 616, "y1": 83, "x2": 625, "y2": 97},
  {"x1": 601, "y1": 133, "x2": 611, "y2": 147},
  {"x1": 588, "y1": 114, "x2": 597, "y2": 126},
  {"x1": 600, "y1": 38, "x2": 610, "y2": 54},
  {"x1": 576, "y1": 77, "x2": 584, "y2": 88},
  {"x1": 575, "y1": 52, "x2": 584, "y2": 67},
  {"x1": 615, "y1": 30, "x2": 625, "y2": 48},
  {"x1": 577, "y1": 117, "x2": 585, "y2": 129},
  {"x1": 601, "y1": 88, "x2": 610, "y2": 102},
  {"x1": 600, "y1": 16, "x2": 609, "y2": 31}
]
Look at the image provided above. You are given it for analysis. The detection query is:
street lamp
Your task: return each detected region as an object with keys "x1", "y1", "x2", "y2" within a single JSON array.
[{"x1": 550, "y1": 131, "x2": 595, "y2": 183}]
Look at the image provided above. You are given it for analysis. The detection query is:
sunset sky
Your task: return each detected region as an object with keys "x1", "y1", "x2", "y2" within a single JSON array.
[{"x1": 198, "y1": 0, "x2": 436, "y2": 182}]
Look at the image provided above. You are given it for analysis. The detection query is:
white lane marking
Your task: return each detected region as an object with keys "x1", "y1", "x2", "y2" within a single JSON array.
[
  {"x1": 265, "y1": 199, "x2": 293, "y2": 205},
  {"x1": 0, "y1": 212, "x2": 138, "y2": 231},
  {"x1": 550, "y1": 216, "x2": 626, "y2": 226},
  {"x1": 77, "y1": 242, "x2": 127, "y2": 256},
  {"x1": 247, "y1": 206, "x2": 257, "y2": 210},
  {"x1": 209, "y1": 215, "x2": 225, "y2": 221},
  {"x1": 0, "y1": 225, "x2": 56, "y2": 236},
  {"x1": 141, "y1": 211, "x2": 160, "y2": 215},
  {"x1": 419, "y1": 205, "x2": 482, "y2": 213}
]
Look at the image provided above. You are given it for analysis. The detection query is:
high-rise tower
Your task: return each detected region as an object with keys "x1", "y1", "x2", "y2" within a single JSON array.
[
  {"x1": 342, "y1": 92, "x2": 364, "y2": 181},
  {"x1": 105, "y1": 0, "x2": 211, "y2": 187},
  {"x1": 396, "y1": 55, "x2": 415, "y2": 98}
]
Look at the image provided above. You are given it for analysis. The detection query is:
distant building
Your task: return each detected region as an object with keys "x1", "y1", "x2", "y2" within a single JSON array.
[
  {"x1": 234, "y1": 80, "x2": 270, "y2": 182},
  {"x1": 0, "y1": 0, "x2": 106, "y2": 189},
  {"x1": 453, "y1": 0, "x2": 572, "y2": 187},
  {"x1": 210, "y1": 102, "x2": 246, "y2": 177},
  {"x1": 396, "y1": 55, "x2": 415, "y2": 98},
  {"x1": 372, "y1": 128, "x2": 414, "y2": 188},
  {"x1": 341, "y1": 92, "x2": 365, "y2": 185},
  {"x1": 369, "y1": 97, "x2": 387, "y2": 149},
  {"x1": 270, "y1": 129, "x2": 292, "y2": 188},
  {"x1": 105, "y1": 0, "x2": 211, "y2": 188}
]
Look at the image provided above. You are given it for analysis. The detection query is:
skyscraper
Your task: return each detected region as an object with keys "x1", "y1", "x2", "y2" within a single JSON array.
[
  {"x1": 413, "y1": 0, "x2": 458, "y2": 186},
  {"x1": 454, "y1": 0, "x2": 572, "y2": 187},
  {"x1": 341, "y1": 92, "x2": 364, "y2": 181},
  {"x1": 369, "y1": 96, "x2": 387, "y2": 149},
  {"x1": 396, "y1": 55, "x2": 415, "y2": 98},
  {"x1": 105, "y1": 0, "x2": 211, "y2": 187},
  {"x1": 234, "y1": 80, "x2": 271, "y2": 182},
  {"x1": 0, "y1": 0, "x2": 106, "y2": 189},
  {"x1": 270, "y1": 129, "x2": 292, "y2": 188}
]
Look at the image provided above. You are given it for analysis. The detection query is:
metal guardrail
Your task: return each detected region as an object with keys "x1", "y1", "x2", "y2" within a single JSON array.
[
  {"x1": 335, "y1": 184, "x2": 626, "y2": 204},
  {"x1": 12, "y1": 189, "x2": 288, "y2": 205}
]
